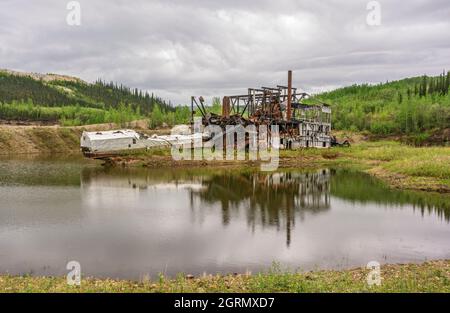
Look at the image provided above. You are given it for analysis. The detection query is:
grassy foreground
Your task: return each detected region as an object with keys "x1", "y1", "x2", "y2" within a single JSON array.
[{"x1": 1, "y1": 260, "x2": 449, "y2": 293}]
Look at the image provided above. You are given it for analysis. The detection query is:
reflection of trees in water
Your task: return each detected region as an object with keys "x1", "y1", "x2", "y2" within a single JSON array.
[
  {"x1": 330, "y1": 169, "x2": 450, "y2": 222},
  {"x1": 191, "y1": 170, "x2": 331, "y2": 246}
]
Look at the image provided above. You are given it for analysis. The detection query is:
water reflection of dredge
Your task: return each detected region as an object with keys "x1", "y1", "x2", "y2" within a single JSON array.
[
  {"x1": 79, "y1": 168, "x2": 449, "y2": 247},
  {"x1": 191, "y1": 169, "x2": 331, "y2": 246},
  {"x1": 80, "y1": 168, "x2": 331, "y2": 246}
]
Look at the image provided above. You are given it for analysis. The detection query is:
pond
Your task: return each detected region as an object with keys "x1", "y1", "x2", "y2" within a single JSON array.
[{"x1": 0, "y1": 157, "x2": 449, "y2": 280}]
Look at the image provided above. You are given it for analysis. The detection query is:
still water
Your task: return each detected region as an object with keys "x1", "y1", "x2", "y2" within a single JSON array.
[{"x1": 0, "y1": 157, "x2": 449, "y2": 280}]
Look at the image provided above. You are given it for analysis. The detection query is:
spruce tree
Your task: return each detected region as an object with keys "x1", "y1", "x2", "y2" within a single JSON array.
[
  {"x1": 397, "y1": 92, "x2": 403, "y2": 104},
  {"x1": 446, "y1": 71, "x2": 450, "y2": 95},
  {"x1": 429, "y1": 79, "x2": 434, "y2": 94},
  {"x1": 421, "y1": 75, "x2": 428, "y2": 97}
]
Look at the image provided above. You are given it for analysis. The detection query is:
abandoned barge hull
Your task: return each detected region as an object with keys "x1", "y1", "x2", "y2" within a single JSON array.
[{"x1": 80, "y1": 129, "x2": 205, "y2": 158}]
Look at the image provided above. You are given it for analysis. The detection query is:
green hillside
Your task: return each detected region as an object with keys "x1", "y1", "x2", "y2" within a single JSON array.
[
  {"x1": 316, "y1": 72, "x2": 450, "y2": 135},
  {"x1": 0, "y1": 70, "x2": 190, "y2": 126},
  {"x1": 1, "y1": 69, "x2": 449, "y2": 134}
]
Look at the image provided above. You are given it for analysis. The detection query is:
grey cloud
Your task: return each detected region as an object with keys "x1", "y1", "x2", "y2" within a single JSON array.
[{"x1": 0, "y1": 0, "x2": 449, "y2": 104}]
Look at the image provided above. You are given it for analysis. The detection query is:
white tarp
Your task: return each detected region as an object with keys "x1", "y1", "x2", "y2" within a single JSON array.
[{"x1": 81, "y1": 129, "x2": 205, "y2": 154}]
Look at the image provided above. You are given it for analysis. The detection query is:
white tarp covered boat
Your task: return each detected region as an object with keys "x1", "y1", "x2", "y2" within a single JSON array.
[{"x1": 80, "y1": 129, "x2": 204, "y2": 158}]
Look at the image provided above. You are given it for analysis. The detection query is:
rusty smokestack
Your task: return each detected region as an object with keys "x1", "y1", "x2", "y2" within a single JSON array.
[
  {"x1": 222, "y1": 96, "x2": 230, "y2": 117},
  {"x1": 287, "y1": 70, "x2": 292, "y2": 121}
]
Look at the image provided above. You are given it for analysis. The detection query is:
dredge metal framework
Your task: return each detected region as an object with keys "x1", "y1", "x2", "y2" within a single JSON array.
[{"x1": 191, "y1": 71, "x2": 332, "y2": 149}]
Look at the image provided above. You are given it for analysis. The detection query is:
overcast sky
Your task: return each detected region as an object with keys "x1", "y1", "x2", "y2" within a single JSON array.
[{"x1": 1, "y1": 0, "x2": 449, "y2": 105}]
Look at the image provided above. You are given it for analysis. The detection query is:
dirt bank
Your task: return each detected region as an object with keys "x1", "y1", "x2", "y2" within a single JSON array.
[
  {"x1": 0, "y1": 120, "x2": 167, "y2": 155},
  {"x1": 0, "y1": 125, "x2": 80, "y2": 155}
]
